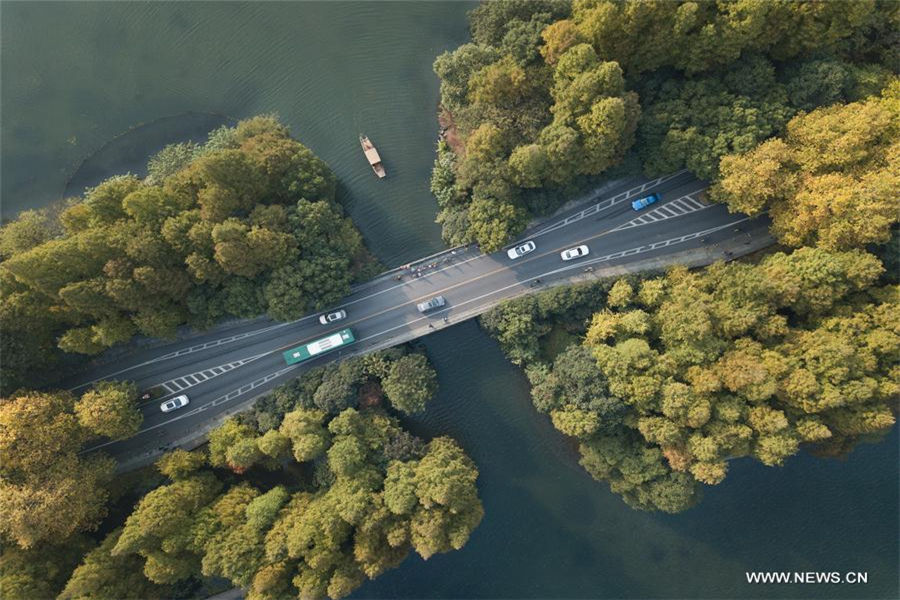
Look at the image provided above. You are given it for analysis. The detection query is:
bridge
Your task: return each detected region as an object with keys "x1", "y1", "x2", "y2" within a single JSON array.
[{"x1": 72, "y1": 171, "x2": 773, "y2": 470}]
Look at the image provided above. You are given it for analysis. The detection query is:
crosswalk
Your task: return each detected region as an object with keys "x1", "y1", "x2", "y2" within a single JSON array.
[
  {"x1": 612, "y1": 192, "x2": 710, "y2": 232},
  {"x1": 530, "y1": 171, "x2": 687, "y2": 238},
  {"x1": 157, "y1": 353, "x2": 267, "y2": 395}
]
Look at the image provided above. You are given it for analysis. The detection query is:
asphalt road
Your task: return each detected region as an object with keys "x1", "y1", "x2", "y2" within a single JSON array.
[{"x1": 71, "y1": 171, "x2": 771, "y2": 465}]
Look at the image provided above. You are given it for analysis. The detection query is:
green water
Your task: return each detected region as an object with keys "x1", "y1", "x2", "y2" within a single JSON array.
[
  {"x1": 2, "y1": 3, "x2": 897, "y2": 598},
  {"x1": 1, "y1": 0, "x2": 472, "y2": 264}
]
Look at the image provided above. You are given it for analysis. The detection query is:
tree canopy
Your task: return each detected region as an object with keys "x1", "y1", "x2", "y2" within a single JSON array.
[
  {"x1": 431, "y1": 0, "x2": 895, "y2": 249},
  {"x1": 483, "y1": 247, "x2": 897, "y2": 512},
  {"x1": 104, "y1": 351, "x2": 480, "y2": 600},
  {"x1": 0, "y1": 115, "x2": 377, "y2": 394},
  {"x1": 711, "y1": 85, "x2": 899, "y2": 249},
  {"x1": 0, "y1": 390, "x2": 115, "y2": 548}
]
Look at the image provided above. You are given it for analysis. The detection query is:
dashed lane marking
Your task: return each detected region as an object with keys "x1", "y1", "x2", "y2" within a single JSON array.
[
  {"x1": 144, "y1": 353, "x2": 269, "y2": 404},
  {"x1": 529, "y1": 171, "x2": 688, "y2": 238},
  {"x1": 612, "y1": 191, "x2": 710, "y2": 232}
]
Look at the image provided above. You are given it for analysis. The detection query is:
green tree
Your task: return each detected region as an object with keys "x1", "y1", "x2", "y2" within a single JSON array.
[
  {"x1": 280, "y1": 408, "x2": 331, "y2": 462},
  {"x1": 0, "y1": 208, "x2": 58, "y2": 258},
  {"x1": 112, "y1": 473, "x2": 222, "y2": 583},
  {"x1": 74, "y1": 380, "x2": 142, "y2": 440},
  {"x1": 381, "y1": 354, "x2": 438, "y2": 414},
  {"x1": 146, "y1": 141, "x2": 198, "y2": 184},
  {"x1": 59, "y1": 529, "x2": 171, "y2": 600},
  {"x1": 156, "y1": 448, "x2": 207, "y2": 480},
  {"x1": 0, "y1": 537, "x2": 92, "y2": 600},
  {"x1": 713, "y1": 90, "x2": 899, "y2": 250},
  {"x1": 208, "y1": 418, "x2": 262, "y2": 473},
  {"x1": 0, "y1": 391, "x2": 116, "y2": 548}
]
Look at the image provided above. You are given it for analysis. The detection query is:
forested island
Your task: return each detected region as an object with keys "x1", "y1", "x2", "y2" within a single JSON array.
[
  {"x1": 430, "y1": 0, "x2": 896, "y2": 250},
  {"x1": 2, "y1": 348, "x2": 483, "y2": 599},
  {"x1": 441, "y1": 0, "x2": 898, "y2": 512},
  {"x1": 1, "y1": 0, "x2": 898, "y2": 598},
  {"x1": 0, "y1": 119, "x2": 483, "y2": 599},
  {"x1": 0, "y1": 115, "x2": 378, "y2": 394}
]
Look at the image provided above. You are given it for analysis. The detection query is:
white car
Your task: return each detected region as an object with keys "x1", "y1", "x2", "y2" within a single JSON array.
[
  {"x1": 160, "y1": 394, "x2": 190, "y2": 413},
  {"x1": 319, "y1": 309, "x2": 347, "y2": 325},
  {"x1": 507, "y1": 240, "x2": 536, "y2": 260},
  {"x1": 561, "y1": 245, "x2": 589, "y2": 261}
]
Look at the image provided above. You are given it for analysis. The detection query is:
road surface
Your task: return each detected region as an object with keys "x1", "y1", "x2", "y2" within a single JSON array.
[{"x1": 70, "y1": 171, "x2": 771, "y2": 467}]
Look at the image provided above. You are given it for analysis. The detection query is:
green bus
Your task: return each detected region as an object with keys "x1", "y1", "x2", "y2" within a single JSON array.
[{"x1": 282, "y1": 328, "x2": 356, "y2": 365}]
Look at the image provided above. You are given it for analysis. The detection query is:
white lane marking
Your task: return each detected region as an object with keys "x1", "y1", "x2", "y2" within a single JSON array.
[
  {"x1": 73, "y1": 173, "x2": 693, "y2": 392},
  {"x1": 69, "y1": 321, "x2": 301, "y2": 390},
  {"x1": 612, "y1": 191, "x2": 711, "y2": 232},
  {"x1": 529, "y1": 171, "x2": 688, "y2": 238},
  {"x1": 84, "y1": 216, "x2": 756, "y2": 450},
  {"x1": 83, "y1": 364, "x2": 302, "y2": 450},
  {"x1": 354, "y1": 217, "x2": 754, "y2": 343},
  {"x1": 149, "y1": 353, "x2": 269, "y2": 401},
  {"x1": 327, "y1": 177, "x2": 691, "y2": 313}
]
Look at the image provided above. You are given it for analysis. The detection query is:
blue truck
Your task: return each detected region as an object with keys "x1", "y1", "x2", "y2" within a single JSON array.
[{"x1": 631, "y1": 193, "x2": 660, "y2": 211}]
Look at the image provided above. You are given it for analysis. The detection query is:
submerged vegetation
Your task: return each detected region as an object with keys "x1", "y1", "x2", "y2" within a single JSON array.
[
  {"x1": 431, "y1": 0, "x2": 895, "y2": 250},
  {"x1": 0, "y1": 115, "x2": 377, "y2": 393}
]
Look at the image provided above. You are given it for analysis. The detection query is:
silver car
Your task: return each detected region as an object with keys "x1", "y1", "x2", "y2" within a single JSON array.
[
  {"x1": 160, "y1": 394, "x2": 190, "y2": 413},
  {"x1": 417, "y1": 295, "x2": 446, "y2": 313},
  {"x1": 319, "y1": 309, "x2": 347, "y2": 325},
  {"x1": 506, "y1": 240, "x2": 536, "y2": 259}
]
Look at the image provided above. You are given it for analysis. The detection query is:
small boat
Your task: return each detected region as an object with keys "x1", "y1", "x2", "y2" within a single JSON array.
[{"x1": 359, "y1": 134, "x2": 386, "y2": 178}]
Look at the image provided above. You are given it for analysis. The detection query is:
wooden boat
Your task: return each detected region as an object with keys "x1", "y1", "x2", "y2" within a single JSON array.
[{"x1": 359, "y1": 134, "x2": 386, "y2": 178}]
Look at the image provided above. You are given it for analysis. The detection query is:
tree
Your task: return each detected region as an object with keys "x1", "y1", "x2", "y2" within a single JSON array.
[
  {"x1": 97, "y1": 360, "x2": 481, "y2": 600},
  {"x1": 0, "y1": 389, "x2": 117, "y2": 547},
  {"x1": 0, "y1": 208, "x2": 58, "y2": 258},
  {"x1": 257, "y1": 429, "x2": 292, "y2": 460},
  {"x1": 280, "y1": 408, "x2": 331, "y2": 462},
  {"x1": 467, "y1": 195, "x2": 529, "y2": 253},
  {"x1": 112, "y1": 473, "x2": 222, "y2": 583},
  {"x1": 0, "y1": 454, "x2": 114, "y2": 549},
  {"x1": 0, "y1": 114, "x2": 375, "y2": 386},
  {"x1": 381, "y1": 354, "x2": 438, "y2": 414},
  {"x1": 0, "y1": 537, "x2": 92, "y2": 600},
  {"x1": 312, "y1": 360, "x2": 365, "y2": 414},
  {"x1": 156, "y1": 448, "x2": 207, "y2": 480},
  {"x1": 540, "y1": 19, "x2": 583, "y2": 64},
  {"x1": 75, "y1": 380, "x2": 142, "y2": 440},
  {"x1": 208, "y1": 418, "x2": 262, "y2": 473},
  {"x1": 713, "y1": 91, "x2": 899, "y2": 250},
  {"x1": 59, "y1": 529, "x2": 171, "y2": 600},
  {"x1": 146, "y1": 141, "x2": 198, "y2": 184},
  {"x1": 468, "y1": 56, "x2": 530, "y2": 108},
  {"x1": 637, "y1": 58, "x2": 795, "y2": 180}
]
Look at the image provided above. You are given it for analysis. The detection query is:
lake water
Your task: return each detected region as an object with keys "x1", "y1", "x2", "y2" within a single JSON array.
[{"x1": 2, "y1": 3, "x2": 897, "y2": 598}]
